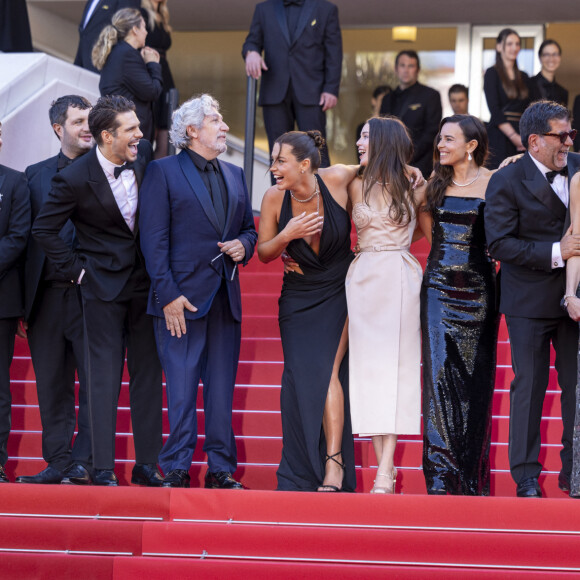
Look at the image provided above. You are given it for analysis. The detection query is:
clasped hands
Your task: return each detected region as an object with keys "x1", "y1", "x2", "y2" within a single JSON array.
[{"x1": 163, "y1": 239, "x2": 245, "y2": 338}]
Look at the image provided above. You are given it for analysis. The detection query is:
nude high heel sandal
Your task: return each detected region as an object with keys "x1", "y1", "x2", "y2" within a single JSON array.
[{"x1": 370, "y1": 467, "x2": 397, "y2": 494}]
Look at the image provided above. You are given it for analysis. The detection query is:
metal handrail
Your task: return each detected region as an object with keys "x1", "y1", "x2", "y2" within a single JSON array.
[{"x1": 244, "y1": 76, "x2": 258, "y2": 201}]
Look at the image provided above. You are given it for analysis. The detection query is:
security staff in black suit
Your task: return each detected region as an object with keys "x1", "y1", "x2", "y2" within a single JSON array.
[
  {"x1": 242, "y1": 0, "x2": 342, "y2": 167},
  {"x1": 16, "y1": 96, "x2": 94, "y2": 486},
  {"x1": 380, "y1": 50, "x2": 442, "y2": 178},
  {"x1": 74, "y1": 0, "x2": 140, "y2": 73},
  {"x1": 485, "y1": 100, "x2": 580, "y2": 498},
  {"x1": 0, "y1": 121, "x2": 31, "y2": 483},
  {"x1": 32, "y1": 96, "x2": 163, "y2": 487}
]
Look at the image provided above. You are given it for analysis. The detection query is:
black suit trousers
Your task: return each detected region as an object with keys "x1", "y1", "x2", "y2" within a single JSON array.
[
  {"x1": 505, "y1": 315, "x2": 578, "y2": 483},
  {"x1": 27, "y1": 285, "x2": 91, "y2": 470},
  {"x1": 81, "y1": 266, "x2": 163, "y2": 470},
  {"x1": 0, "y1": 317, "x2": 17, "y2": 466},
  {"x1": 262, "y1": 83, "x2": 330, "y2": 168}
]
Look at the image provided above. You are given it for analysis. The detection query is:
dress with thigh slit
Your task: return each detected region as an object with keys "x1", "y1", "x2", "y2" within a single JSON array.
[{"x1": 276, "y1": 174, "x2": 356, "y2": 491}]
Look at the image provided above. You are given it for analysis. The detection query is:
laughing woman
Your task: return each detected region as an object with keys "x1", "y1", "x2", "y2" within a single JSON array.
[{"x1": 258, "y1": 131, "x2": 358, "y2": 492}]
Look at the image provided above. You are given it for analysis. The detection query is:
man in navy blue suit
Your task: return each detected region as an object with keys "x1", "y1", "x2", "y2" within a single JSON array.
[
  {"x1": 242, "y1": 0, "x2": 342, "y2": 167},
  {"x1": 139, "y1": 94, "x2": 257, "y2": 488}
]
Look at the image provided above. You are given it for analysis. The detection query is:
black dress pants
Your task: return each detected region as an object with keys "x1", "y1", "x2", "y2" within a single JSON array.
[
  {"x1": 81, "y1": 268, "x2": 163, "y2": 470},
  {"x1": 262, "y1": 82, "x2": 330, "y2": 168},
  {"x1": 505, "y1": 315, "x2": 578, "y2": 483},
  {"x1": 27, "y1": 284, "x2": 91, "y2": 470},
  {"x1": 0, "y1": 317, "x2": 18, "y2": 467}
]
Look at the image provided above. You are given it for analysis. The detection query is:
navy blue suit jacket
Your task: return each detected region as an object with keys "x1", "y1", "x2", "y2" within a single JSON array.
[
  {"x1": 0, "y1": 164, "x2": 30, "y2": 318},
  {"x1": 242, "y1": 0, "x2": 342, "y2": 106},
  {"x1": 139, "y1": 149, "x2": 257, "y2": 322}
]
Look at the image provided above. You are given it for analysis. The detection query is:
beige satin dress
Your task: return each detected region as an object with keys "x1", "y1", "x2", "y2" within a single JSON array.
[{"x1": 346, "y1": 202, "x2": 422, "y2": 436}]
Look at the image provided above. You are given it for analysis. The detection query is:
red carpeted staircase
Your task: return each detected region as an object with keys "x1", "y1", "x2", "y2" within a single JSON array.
[{"x1": 3, "y1": 221, "x2": 580, "y2": 577}]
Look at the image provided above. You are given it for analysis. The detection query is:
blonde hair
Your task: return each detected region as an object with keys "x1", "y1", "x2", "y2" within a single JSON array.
[
  {"x1": 141, "y1": 0, "x2": 172, "y2": 32},
  {"x1": 91, "y1": 8, "x2": 143, "y2": 71}
]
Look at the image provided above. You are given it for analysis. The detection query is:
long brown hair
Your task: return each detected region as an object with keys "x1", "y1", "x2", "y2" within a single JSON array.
[
  {"x1": 363, "y1": 116, "x2": 414, "y2": 225},
  {"x1": 494, "y1": 28, "x2": 529, "y2": 100},
  {"x1": 425, "y1": 115, "x2": 489, "y2": 212}
]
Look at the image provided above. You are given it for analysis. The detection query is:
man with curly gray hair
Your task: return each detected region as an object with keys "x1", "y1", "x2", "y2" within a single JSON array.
[{"x1": 139, "y1": 94, "x2": 257, "y2": 489}]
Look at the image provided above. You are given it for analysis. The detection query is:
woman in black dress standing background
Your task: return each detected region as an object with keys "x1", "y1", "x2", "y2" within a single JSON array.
[
  {"x1": 418, "y1": 115, "x2": 500, "y2": 495},
  {"x1": 529, "y1": 39, "x2": 568, "y2": 106},
  {"x1": 141, "y1": 0, "x2": 175, "y2": 157},
  {"x1": 483, "y1": 28, "x2": 530, "y2": 169}
]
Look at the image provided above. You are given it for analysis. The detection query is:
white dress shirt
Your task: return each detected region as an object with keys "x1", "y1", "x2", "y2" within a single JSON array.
[
  {"x1": 96, "y1": 146, "x2": 138, "y2": 232},
  {"x1": 529, "y1": 154, "x2": 569, "y2": 269}
]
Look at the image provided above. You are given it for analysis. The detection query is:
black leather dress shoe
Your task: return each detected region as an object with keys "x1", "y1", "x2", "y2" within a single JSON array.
[
  {"x1": 0, "y1": 465, "x2": 9, "y2": 483},
  {"x1": 161, "y1": 469, "x2": 190, "y2": 488},
  {"x1": 16, "y1": 465, "x2": 64, "y2": 484},
  {"x1": 132, "y1": 463, "x2": 164, "y2": 487},
  {"x1": 558, "y1": 471, "x2": 571, "y2": 492},
  {"x1": 204, "y1": 470, "x2": 243, "y2": 490},
  {"x1": 61, "y1": 463, "x2": 92, "y2": 485},
  {"x1": 516, "y1": 477, "x2": 542, "y2": 498},
  {"x1": 93, "y1": 469, "x2": 118, "y2": 486}
]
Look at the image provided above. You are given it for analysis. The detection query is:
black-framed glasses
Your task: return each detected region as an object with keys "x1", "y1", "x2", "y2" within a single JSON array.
[
  {"x1": 209, "y1": 252, "x2": 237, "y2": 282},
  {"x1": 542, "y1": 130, "x2": 577, "y2": 144}
]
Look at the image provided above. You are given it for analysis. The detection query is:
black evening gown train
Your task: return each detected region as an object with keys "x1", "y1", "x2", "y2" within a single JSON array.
[
  {"x1": 421, "y1": 197, "x2": 499, "y2": 495},
  {"x1": 276, "y1": 175, "x2": 356, "y2": 491}
]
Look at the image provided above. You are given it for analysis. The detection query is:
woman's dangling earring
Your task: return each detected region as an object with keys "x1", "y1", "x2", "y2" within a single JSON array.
[{"x1": 468, "y1": 151, "x2": 472, "y2": 161}]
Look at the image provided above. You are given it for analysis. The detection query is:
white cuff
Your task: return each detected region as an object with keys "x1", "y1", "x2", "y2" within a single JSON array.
[
  {"x1": 552, "y1": 243, "x2": 564, "y2": 269},
  {"x1": 76, "y1": 268, "x2": 86, "y2": 284}
]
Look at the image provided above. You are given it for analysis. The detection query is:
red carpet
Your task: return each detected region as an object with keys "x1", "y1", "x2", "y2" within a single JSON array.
[{"x1": 2, "y1": 219, "x2": 578, "y2": 577}]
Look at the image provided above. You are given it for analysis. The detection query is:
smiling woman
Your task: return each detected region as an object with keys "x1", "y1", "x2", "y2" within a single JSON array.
[{"x1": 418, "y1": 114, "x2": 499, "y2": 495}]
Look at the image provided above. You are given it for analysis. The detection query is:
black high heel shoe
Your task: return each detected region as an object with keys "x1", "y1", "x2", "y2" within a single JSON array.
[{"x1": 318, "y1": 451, "x2": 344, "y2": 492}]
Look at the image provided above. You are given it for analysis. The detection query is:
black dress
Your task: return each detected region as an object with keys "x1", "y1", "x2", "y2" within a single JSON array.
[
  {"x1": 421, "y1": 196, "x2": 499, "y2": 495},
  {"x1": 276, "y1": 175, "x2": 356, "y2": 491},
  {"x1": 144, "y1": 16, "x2": 175, "y2": 130},
  {"x1": 483, "y1": 67, "x2": 530, "y2": 169}
]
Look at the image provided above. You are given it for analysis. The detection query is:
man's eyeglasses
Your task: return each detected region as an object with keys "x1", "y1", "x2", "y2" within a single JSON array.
[
  {"x1": 542, "y1": 130, "x2": 577, "y2": 144},
  {"x1": 209, "y1": 252, "x2": 237, "y2": 282}
]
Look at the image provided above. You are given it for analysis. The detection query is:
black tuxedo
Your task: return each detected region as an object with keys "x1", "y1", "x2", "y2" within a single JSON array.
[
  {"x1": 74, "y1": 0, "x2": 140, "y2": 73},
  {"x1": 24, "y1": 154, "x2": 91, "y2": 471},
  {"x1": 380, "y1": 82, "x2": 442, "y2": 178},
  {"x1": 485, "y1": 152, "x2": 580, "y2": 484},
  {"x1": 0, "y1": 164, "x2": 30, "y2": 467},
  {"x1": 99, "y1": 41, "x2": 163, "y2": 142},
  {"x1": 242, "y1": 0, "x2": 342, "y2": 166},
  {"x1": 32, "y1": 142, "x2": 162, "y2": 471}
]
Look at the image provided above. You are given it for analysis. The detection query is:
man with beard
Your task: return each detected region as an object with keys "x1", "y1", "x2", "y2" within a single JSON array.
[
  {"x1": 16, "y1": 96, "x2": 94, "y2": 485},
  {"x1": 485, "y1": 100, "x2": 580, "y2": 498},
  {"x1": 139, "y1": 94, "x2": 257, "y2": 488},
  {"x1": 32, "y1": 95, "x2": 163, "y2": 487}
]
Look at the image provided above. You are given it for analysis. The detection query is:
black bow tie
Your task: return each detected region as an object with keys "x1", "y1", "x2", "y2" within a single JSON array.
[
  {"x1": 114, "y1": 162, "x2": 135, "y2": 179},
  {"x1": 546, "y1": 166, "x2": 568, "y2": 184},
  {"x1": 283, "y1": 0, "x2": 304, "y2": 6}
]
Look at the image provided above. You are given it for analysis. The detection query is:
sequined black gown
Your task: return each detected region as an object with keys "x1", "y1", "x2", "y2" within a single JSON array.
[
  {"x1": 421, "y1": 196, "x2": 499, "y2": 495},
  {"x1": 276, "y1": 175, "x2": 356, "y2": 491}
]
